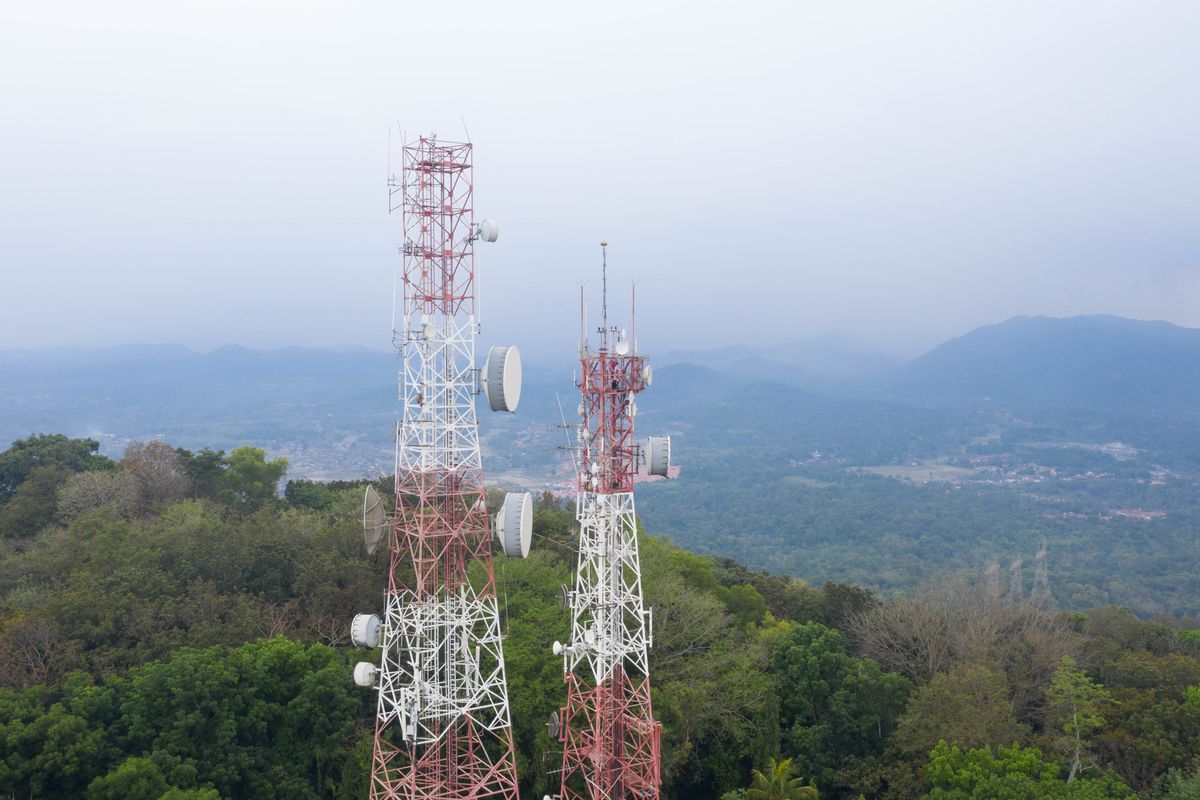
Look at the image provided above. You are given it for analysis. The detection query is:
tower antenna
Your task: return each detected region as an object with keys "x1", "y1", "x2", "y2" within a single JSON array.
[
  {"x1": 353, "y1": 133, "x2": 529, "y2": 800},
  {"x1": 550, "y1": 243, "x2": 674, "y2": 800},
  {"x1": 600, "y1": 241, "x2": 609, "y2": 348},
  {"x1": 631, "y1": 280, "x2": 638, "y2": 354},
  {"x1": 579, "y1": 284, "x2": 586, "y2": 354}
]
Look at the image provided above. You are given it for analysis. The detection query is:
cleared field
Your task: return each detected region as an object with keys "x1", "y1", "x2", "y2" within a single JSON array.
[
  {"x1": 780, "y1": 475, "x2": 835, "y2": 489},
  {"x1": 856, "y1": 459, "x2": 976, "y2": 484}
]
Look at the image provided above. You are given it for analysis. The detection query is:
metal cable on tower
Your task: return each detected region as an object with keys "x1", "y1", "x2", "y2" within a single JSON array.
[
  {"x1": 546, "y1": 242, "x2": 673, "y2": 800},
  {"x1": 351, "y1": 135, "x2": 531, "y2": 800}
]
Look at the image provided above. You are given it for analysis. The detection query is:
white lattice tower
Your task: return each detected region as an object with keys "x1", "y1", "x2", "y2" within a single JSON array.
[
  {"x1": 550, "y1": 243, "x2": 667, "y2": 800},
  {"x1": 366, "y1": 135, "x2": 520, "y2": 800}
]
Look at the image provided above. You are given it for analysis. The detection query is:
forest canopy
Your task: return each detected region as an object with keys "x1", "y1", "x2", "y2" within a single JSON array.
[{"x1": 1, "y1": 435, "x2": 1199, "y2": 799}]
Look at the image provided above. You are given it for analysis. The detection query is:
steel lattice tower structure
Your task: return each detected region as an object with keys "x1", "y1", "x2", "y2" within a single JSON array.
[
  {"x1": 366, "y1": 135, "x2": 520, "y2": 800},
  {"x1": 550, "y1": 243, "x2": 668, "y2": 800}
]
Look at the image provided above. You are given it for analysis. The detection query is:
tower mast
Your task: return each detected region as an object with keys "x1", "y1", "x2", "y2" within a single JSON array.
[
  {"x1": 550, "y1": 242, "x2": 672, "y2": 800},
  {"x1": 353, "y1": 134, "x2": 529, "y2": 800}
]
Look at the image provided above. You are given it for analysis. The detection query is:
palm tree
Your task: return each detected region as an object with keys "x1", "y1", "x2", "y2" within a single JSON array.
[{"x1": 745, "y1": 757, "x2": 819, "y2": 800}]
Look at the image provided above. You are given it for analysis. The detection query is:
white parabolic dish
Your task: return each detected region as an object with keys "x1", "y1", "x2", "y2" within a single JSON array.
[
  {"x1": 484, "y1": 345, "x2": 522, "y2": 413},
  {"x1": 350, "y1": 613, "x2": 382, "y2": 648},
  {"x1": 353, "y1": 662, "x2": 377, "y2": 687},
  {"x1": 362, "y1": 485, "x2": 386, "y2": 556},
  {"x1": 496, "y1": 491, "x2": 533, "y2": 558}
]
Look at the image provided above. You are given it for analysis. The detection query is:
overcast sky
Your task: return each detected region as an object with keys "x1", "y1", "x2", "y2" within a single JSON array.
[{"x1": 1, "y1": 1, "x2": 1197, "y2": 362}]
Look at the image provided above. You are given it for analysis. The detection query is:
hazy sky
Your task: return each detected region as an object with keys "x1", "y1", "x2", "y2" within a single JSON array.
[{"x1": 2, "y1": 1, "x2": 1197, "y2": 362}]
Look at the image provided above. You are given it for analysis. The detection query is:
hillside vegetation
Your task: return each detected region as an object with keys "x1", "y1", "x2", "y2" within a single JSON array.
[{"x1": 4, "y1": 435, "x2": 1200, "y2": 799}]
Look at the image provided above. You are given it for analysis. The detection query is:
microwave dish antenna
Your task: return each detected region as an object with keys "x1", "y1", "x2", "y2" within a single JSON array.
[
  {"x1": 477, "y1": 219, "x2": 500, "y2": 243},
  {"x1": 495, "y1": 491, "x2": 533, "y2": 558},
  {"x1": 646, "y1": 436, "x2": 672, "y2": 477},
  {"x1": 483, "y1": 345, "x2": 522, "y2": 413},
  {"x1": 353, "y1": 662, "x2": 378, "y2": 688},
  {"x1": 351, "y1": 613, "x2": 382, "y2": 648},
  {"x1": 362, "y1": 485, "x2": 387, "y2": 556}
]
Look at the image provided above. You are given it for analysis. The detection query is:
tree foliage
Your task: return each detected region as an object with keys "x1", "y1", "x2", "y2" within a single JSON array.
[
  {"x1": 922, "y1": 741, "x2": 1133, "y2": 799},
  {"x1": 893, "y1": 664, "x2": 1028, "y2": 761},
  {"x1": 121, "y1": 441, "x2": 191, "y2": 513},
  {"x1": 0, "y1": 434, "x2": 113, "y2": 505},
  {"x1": 1, "y1": 435, "x2": 1199, "y2": 799},
  {"x1": 57, "y1": 469, "x2": 137, "y2": 521},
  {"x1": 217, "y1": 447, "x2": 289, "y2": 510},
  {"x1": 773, "y1": 622, "x2": 910, "y2": 794},
  {"x1": 0, "y1": 639, "x2": 364, "y2": 800},
  {"x1": 746, "y1": 757, "x2": 819, "y2": 800}
]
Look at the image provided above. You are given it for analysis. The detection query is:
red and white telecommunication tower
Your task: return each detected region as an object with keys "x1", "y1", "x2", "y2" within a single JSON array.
[
  {"x1": 548, "y1": 242, "x2": 672, "y2": 800},
  {"x1": 352, "y1": 135, "x2": 533, "y2": 800}
]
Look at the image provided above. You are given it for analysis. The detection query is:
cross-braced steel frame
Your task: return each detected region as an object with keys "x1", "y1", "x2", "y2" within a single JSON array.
[
  {"x1": 370, "y1": 136, "x2": 520, "y2": 800},
  {"x1": 553, "y1": 263, "x2": 661, "y2": 800}
]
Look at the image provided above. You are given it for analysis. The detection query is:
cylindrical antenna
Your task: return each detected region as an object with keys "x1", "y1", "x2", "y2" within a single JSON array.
[
  {"x1": 600, "y1": 240, "x2": 609, "y2": 348},
  {"x1": 474, "y1": 141, "x2": 482, "y2": 328},
  {"x1": 631, "y1": 281, "x2": 637, "y2": 355}
]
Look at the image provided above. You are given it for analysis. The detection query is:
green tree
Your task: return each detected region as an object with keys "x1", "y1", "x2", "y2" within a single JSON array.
[
  {"x1": 772, "y1": 622, "x2": 910, "y2": 794},
  {"x1": 1095, "y1": 689, "x2": 1200, "y2": 791},
  {"x1": 640, "y1": 533, "x2": 782, "y2": 797},
  {"x1": 1046, "y1": 655, "x2": 1112, "y2": 782},
  {"x1": 0, "y1": 466, "x2": 71, "y2": 538},
  {"x1": 923, "y1": 741, "x2": 1134, "y2": 799},
  {"x1": 0, "y1": 686, "x2": 107, "y2": 798},
  {"x1": 217, "y1": 447, "x2": 288, "y2": 510},
  {"x1": 174, "y1": 448, "x2": 227, "y2": 500},
  {"x1": 1161, "y1": 768, "x2": 1200, "y2": 800},
  {"x1": 814, "y1": 583, "x2": 877, "y2": 631},
  {"x1": 285, "y1": 480, "x2": 338, "y2": 511},
  {"x1": 746, "y1": 757, "x2": 819, "y2": 800},
  {"x1": 112, "y1": 638, "x2": 361, "y2": 799},
  {"x1": 0, "y1": 434, "x2": 113, "y2": 504},
  {"x1": 723, "y1": 583, "x2": 770, "y2": 626},
  {"x1": 85, "y1": 757, "x2": 169, "y2": 800},
  {"x1": 892, "y1": 664, "x2": 1028, "y2": 761},
  {"x1": 159, "y1": 789, "x2": 223, "y2": 800}
]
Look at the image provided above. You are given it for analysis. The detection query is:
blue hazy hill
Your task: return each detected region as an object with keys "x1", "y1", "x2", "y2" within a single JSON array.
[{"x1": 881, "y1": 315, "x2": 1200, "y2": 414}]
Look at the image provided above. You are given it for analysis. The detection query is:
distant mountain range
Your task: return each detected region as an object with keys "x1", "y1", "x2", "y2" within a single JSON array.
[
  {"x1": 1, "y1": 314, "x2": 1197, "y2": 476},
  {"x1": 879, "y1": 315, "x2": 1200, "y2": 415},
  {"x1": 654, "y1": 315, "x2": 1200, "y2": 416},
  {"x1": 656, "y1": 332, "x2": 905, "y2": 388}
]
